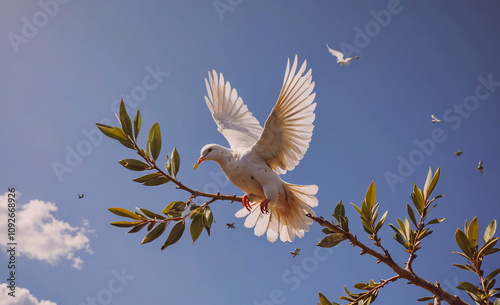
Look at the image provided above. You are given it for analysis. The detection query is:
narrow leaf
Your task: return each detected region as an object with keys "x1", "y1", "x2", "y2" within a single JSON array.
[
  {"x1": 110, "y1": 221, "x2": 141, "y2": 227},
  {"x1": 407, "y1": 204, "x2": 418, "y2": 228},
  {"x1": 455, "y1": 228, "x2": 473, "y2": 259},
  {"x1": 148, "y1": 123, "x2": 162, "y2": 161},
  {"x1": 190, "y1": 213, "x2": 204, "y2": 244},
  {"x1": 427, "y1": 167, "x2": 440, "y2": 199},
  {"x1": 132, "y1": 172, "x2": 162, "y2": 183},
  {"x1": 108, "y1": 207, "x2": 143, "y2": 220},
  {"x1": 317, "y1": 233, "x2": 345, "y2": 248},
  {"x1": 142, "y1": 176, "x2": 170, "y2": 186},
  {"x1": 139, "y1": 208, "x2": 166, "y2": 220},
  {"x1": 484, "y1": 219, "x2": 497, "y2": 243},
  {"x1": 172, "y1": 147, "x2": 180, "y2": 177},
  {"x1": 118, "y1": 159, "x2": 149, "y2": 171},
  {"x1": 375, "y1": 210, "x2": 388, "y2": 232},
  {"x1": 459, "y1": 282, "x2": 480, "y2": 294},
  {"x1": 413, "y1": 184, "x2": 424, "y2": 212},
  {"x1": 161, "y1": 220, "x2": 185, "y2": 251},
  {"x1": 142, "y1": 222, "x2": 167, "y2": 244},
  {"x1": 417, "y1": 296, "x2": 434, "y2": 301},
  {"x1": 161, "y1": 201, "x2": 186, "y2": 216},
  {"x1": 486, "y1": 267, "x2": 500, "y2": 282},
  {"x1": 318, "y1": 291, "x2": 333, "y2": 305},
  {"x1": 127, "y1": 222, "x2": 148, "y2": 234},
  {"x1": 118, "y1": 99, "x2": 133, "y2": 139},
  {"x1": 203, "y1": 206, "x2": 214, "y2": 236},
  {"x1": 468, "y1": 216, "x2": 479, "y2": 248},
  {"x1": 427, "y1": 218, "x2": 446, "y2": 225},
  {"x1": 423, "y1": 167, "x2": 433, "y2": 200},
  {"x1": 365, "y1": 181, "x2": 376, "y2": 210},
  {"x1": 133, "y1": 109, "x2": 141, "y2": 140}
]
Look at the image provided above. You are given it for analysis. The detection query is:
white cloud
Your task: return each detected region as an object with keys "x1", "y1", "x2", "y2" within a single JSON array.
[
  {"x1": 0, "y1": 284, "x2": 57, "y2": 305},
  {"x1": 0, "y1": 192, "x2": 93, "y2": 269}
]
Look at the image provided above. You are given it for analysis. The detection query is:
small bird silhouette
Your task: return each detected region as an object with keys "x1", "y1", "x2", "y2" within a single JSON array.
[
  {"x1": 326, "y1": 44, "x2": 360, "y2": 65},
  {"x1": 454, "y1": 151, "x2": 463, "y2": 157},
  {"x1": 226, "y1": 222, "x2": 235, "y2": 229},
  {"x1": 431, "y1": 114, "x2": 442, "y2": 123},
  {"x1": 475, "y1": 160, "x2": 484, "y2": 174},
  {"x1": 290, "y1": 248, "x2": 301, "y2": 258},
  {"x1": 78, "y1": 194, "x2": 84, "y2": 199}
]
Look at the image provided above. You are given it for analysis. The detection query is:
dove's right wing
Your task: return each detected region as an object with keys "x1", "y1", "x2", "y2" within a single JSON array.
[
  {"x1": 326, "y1": 44, "x2": 345, "y2": 60},
  {"x1": 205, "y1": 71, "x2": 264, "y2": 150}
]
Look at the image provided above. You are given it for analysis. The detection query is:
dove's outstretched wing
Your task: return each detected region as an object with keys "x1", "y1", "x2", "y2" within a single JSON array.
[
  {"x1": 205, "y1": 71, "x2": 264, "y2": 150},
  {"x1": 326, "y1": 44, "x2": 345, "y2": 60},
  {"x1": 251, "y1": 56, "x2": 316, "y2": 174}
]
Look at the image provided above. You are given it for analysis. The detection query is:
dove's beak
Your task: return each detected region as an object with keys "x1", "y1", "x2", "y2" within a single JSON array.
[{"x1": 197, "y1": 156, "x2": 204, "y2": 164}]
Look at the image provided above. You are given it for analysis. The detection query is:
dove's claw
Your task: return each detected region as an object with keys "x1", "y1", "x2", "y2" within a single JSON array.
[
  {"x1": 260, "y1": 199, "x2": 270, "y2": 214},
  {"x1": 242, "y1": 195, "x2": 252, "y2": 211}
]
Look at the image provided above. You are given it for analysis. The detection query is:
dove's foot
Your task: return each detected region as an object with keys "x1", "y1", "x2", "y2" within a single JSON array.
[
  {"x1": 260, "y1": 199, "x2": 270, "y2": 214},
  {"x1": 242, "y1": 195, "x2": 252, "y2": 211}
]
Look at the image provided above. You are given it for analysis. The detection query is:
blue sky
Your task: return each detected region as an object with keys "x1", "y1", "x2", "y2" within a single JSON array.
[{"x1": 1, "y1": 1, "x2": 500, "y2": 304}]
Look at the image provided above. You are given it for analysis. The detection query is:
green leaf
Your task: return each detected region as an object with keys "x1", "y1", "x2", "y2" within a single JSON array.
[
  {"x1": 142, "y1": 222, "x2": 167, "y2": 244},
  {"x1": 350, "y1": 202, "x2": 363, "y2": 215},
  {"x1": 375, "y1": 210, "x2": 388, "y2": 233},
  {"x1": 96, "y1": 123, "x2": 134, "y2": 149},
  {"x1": 118, "y1": 159, "x2": 149, "y2": 171},
  {"x1": 455, "y1": 228, "x2": 473, "y2": 259},
  {"x1": 459, "y1": 282, "x2": 480, "y2": 295},
  {"x1": 318, "y1": 291, "x2": 333, "y2": 305},
  {"x1": 110, "y1": 221, "x2": 141, "y2": 227},
  {"x1": 132, "y1": 173, "x2": 162, "y2": 183},
  {"x1": 427, "y1": 218, "x2": 446, "y2": 225},
  {"x1": 416, "y1": 296, "x2": 434, "y2": 301},
  {"x1": 139, "y1": 208, "x2": 166, "y2": 220},
  {"x1": 453, "y1": 263, "x2": 476, "y2": 273},
  {"x1": 203, "y1": 206, "x2": 214, "y2": 236},
  {"x1": 484, "y1": 219, "x2": 497, "y2": 243},
  {"x1": 161, "y1": 220, "x2": 185, "y2": 251},
  {"x1": 108, "y1": 207, "x2": 143, "y2": 220},
  {"x1": 486, "y1": 267, "x2": 500, "y2": 282},
  {"x1": 478, "y1": 237, "x2": 499, "y2": 258},
  {"x1": 333, "y1": 200, "x2": 345, "y2": 221},
  {"x1": 142, "y1": 176, "x2": 170, "y2": 186},
  {"x1": 161, "y1": 201, "x2": 186, "y2": 216},
  {"x1": 427, "y1": 167, "x2": 440, "y2": 198},
  {"x1": 172, "y1": 147, "x2": 180, "y2": 177},
  {"x1": 133, "y1": 109, "x2": 141, "y2": 140},
  {"x1": 467, "y1": 216, "x2": 479, "y2": 248},
  {"x1": 407, "y1": 204, "x2": 418, "y2": 228},
  {"x1": 317, "y1": 233, "x2": 345, "y2": 248},
  {"x1": 165, "y1": 155, "x2": 172, "y2": 175},
  {"x1": 118, "y1": 99, "x2": 133, "y2": 139},
  {"x1": 190, "y1": 213, "x2": 204, "y2": 244},
  {"x1": 148, "y1": 122, "x2": 162, "y2": 161},
  {"x1": 353, "y1": 282, "x2": 369, "y2": 290},
  {"x1": 413, "y1": 184, "x2": 424, "y2": 212},
  {"x1": 365, "y1": 181, "x2": 376, "y2": 210},
  {"x1": 423, "y1": 167, "x2": 433, "y2": 200},
  {"x1": 127, "y1": 222, "x2": 148, "y2": 234}
]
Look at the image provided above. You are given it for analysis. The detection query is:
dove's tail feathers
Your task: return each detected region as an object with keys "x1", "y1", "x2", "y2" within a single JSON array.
[{"x1": 235, "y1": 183, "x2": 318, "y2": 243}]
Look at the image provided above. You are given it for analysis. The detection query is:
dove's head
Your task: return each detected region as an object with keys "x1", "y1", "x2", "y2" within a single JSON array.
[{"x1": 197, "y1": 144, "x2": 227, "y2": 165}]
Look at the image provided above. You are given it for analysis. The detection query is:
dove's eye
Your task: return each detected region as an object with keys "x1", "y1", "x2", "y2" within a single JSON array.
[{"x1": 207, "y1": 148, "x2": 213, "y2": 153}]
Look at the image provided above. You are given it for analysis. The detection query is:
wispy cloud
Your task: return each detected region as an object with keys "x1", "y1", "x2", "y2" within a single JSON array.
[
  {"x1": 0, "y1": 193, "x2": 93, "y2": 269},
  {"x1": 0, "y1": 284, "x2": 57, "y2": 305}
]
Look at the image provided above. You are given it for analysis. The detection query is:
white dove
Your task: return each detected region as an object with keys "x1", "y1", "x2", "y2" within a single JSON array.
[
  {"x1": 431, "y1": 114, "x2": 442, "y2": 123},
  {"x1": 326, "y1": 44, "x2": 360, "y2": 65},
  {"x1": 196, "y1": 55, "x2": 318, "y2": 243}
]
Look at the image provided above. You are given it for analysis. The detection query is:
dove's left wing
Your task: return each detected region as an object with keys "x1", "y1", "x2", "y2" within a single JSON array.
[
  {"x1": 251, "y1": 56, "x2": 316, "y2": 174},
  {"x1": 205, "y1": 71, "x2": 264, "y2": 150},
  {"x1": 326, "y1": 44, "x2": 345, "y2": 60}
]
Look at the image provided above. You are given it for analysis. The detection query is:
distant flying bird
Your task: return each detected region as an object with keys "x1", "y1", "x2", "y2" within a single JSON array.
[
  {"x1": 431, "y1": 114, "x2": 442, "y2": 123},
  {"x1": 78, "y1": 194, "x2": 84, "y2": 199},
  {"x1": 196, "y1": 55, "x2": 319, "y2": 243},
  {"x1": 226, "y1": 222, "x2": 235, "y2": 229},
  {"x1": 475, "y1": 160, "x2": 484, "y2": 174},
  {"x1": 454, "y1": 151, "x2": 463, "y2": 157},
  {"x1": 326, "y1": 44, "x2": 360, "y2": 65},
  {"x1": 290, "y1": 248, "x2": 301, "y2": 258}
]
